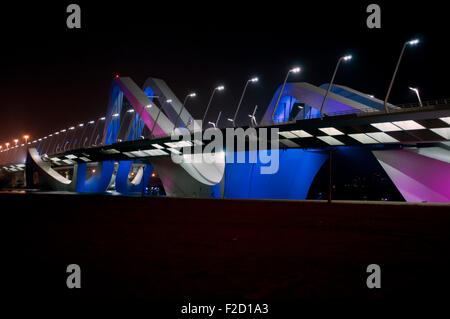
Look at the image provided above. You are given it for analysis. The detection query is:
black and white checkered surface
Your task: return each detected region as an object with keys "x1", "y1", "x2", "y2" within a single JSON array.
[{"x1": 278, "y1": 117, "x2": 450, "y2": 148}]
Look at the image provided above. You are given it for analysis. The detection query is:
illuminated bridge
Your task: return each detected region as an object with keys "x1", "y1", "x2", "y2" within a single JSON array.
[{"x1": 1, "y1": 76, "x2": 449, "y2": 203}]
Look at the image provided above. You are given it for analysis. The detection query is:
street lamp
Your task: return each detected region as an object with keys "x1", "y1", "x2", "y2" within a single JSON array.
[
  {"x1": 271, "y1": 67, "x2": 301, "y2": 124},
  {"x1": 13, "y1": 139, "x2": 19, "y2": 146},
  {"x1": 202, "y1": 85, "x2": 224, "y2": 126},
  {"x1": 232, "y1": 77, "x2": 258, "y2": 127},
  {"x1": 214, "y1": 111, "x2": 222, "y2": 128},
  {"x1": 151, "y1": 98, "x2": 172, "y2": 137},
  {"x1": 23, "y1": 135, "x2": 29, "y2": 144},
  {"x1": 320, "y1": 55, "x2": 352, "y2": 119},
  {"x1": 174, "y1": 93, "x2": 196, "y2": 131},
  {"x1": 408, "y1": 87, "x2": 423, "y2": 107},
  {"x1": 248, "y1": 105, "x2": 258, "y2": 127},
  {"x1": 5, "y1": 143, "x2": 10, "y2": 150},
  {"x1": 384, "y1": 38, "x2": 420, "y2": 113}
]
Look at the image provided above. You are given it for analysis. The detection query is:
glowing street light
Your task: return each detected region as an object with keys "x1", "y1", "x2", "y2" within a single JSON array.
[
  {"x1": 320, "y1": 55, "x2": 352, "y2": 119},
  {"x1": 409, "y1": 87, "x2": 423, "y2": 107},
  {"x1": 5, "y1": 142, "x2": 10, "y2": 150},
  {"x1": 202, "y1": 85, "x2": 225, "y2": 125},
  {"x1": 272, "y1": 67, "x2": 301, "y2": 123},
  {"x1": 174, "y1": 92, "x2": 196, "y2": 131},
  {"x1": 232, "y1": 77, "x2": 259, "y2": 127},
  {"x1": 384, "y1": 38, "x2": 420, "y2": 113},
  {"x1": 342, "y1": 55, "x2": 352, "y2": 61},
  {"x1": 23, "y1": 135, "x2": 29, "y2": 143},
  {"x1": 13, "y1": 139, "x2": 19, "y2": 146},
  {"x1": 208, "y1": 121, "x2": 216, "y2": 128}
]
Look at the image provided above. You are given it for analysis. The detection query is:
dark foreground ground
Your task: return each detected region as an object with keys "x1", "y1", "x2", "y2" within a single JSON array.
[{"x1": 2, "y1": 192, "x2": 450, "y2": 312}]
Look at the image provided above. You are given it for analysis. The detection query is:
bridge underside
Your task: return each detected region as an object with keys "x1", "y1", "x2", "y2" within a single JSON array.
[
  {"x1": 13, "y1": 144, "x2": 450, "y2": 203},
  {"x1": 373, "y1": 148, "x2": 450, "y2": 203}
]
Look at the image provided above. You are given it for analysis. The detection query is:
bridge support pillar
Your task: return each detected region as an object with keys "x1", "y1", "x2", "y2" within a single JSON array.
[
  {"x1": 115, "y1": 161, "x2": 153, "y2": 195},
  {"x1": 74, "y1": 161, "x2": 116, "y2": 193}
]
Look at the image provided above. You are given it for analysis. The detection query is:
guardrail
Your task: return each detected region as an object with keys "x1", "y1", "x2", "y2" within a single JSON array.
[
  {"x1": 325, "y1": 107, "x2": 378, "y2": 117},
  {"x1": 397, "y1": 98, "x2": 450, "y2": 108},
  {"x1": 324, "y1": 98, "x2": 450, "y2": 117}
]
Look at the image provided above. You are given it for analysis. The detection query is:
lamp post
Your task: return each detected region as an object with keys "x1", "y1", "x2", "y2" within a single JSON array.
[
  {"x1": 5, "y1": 143, "x2": 10, "y2": 150},
  {"x1": 88, "y1": 117, "x2": 104, "y2": 147},
  {"x1": 202, "y1": 85, "x2": 224, "y2": 126},
  {"x1": 320, "y1": 55, "x2": 352, "y2": 119},
  {"x1": 249, "y1": 105, "x2": 258, "y2": 127},
  {"x1": 151, "y1": 99, "x2": 172, "y2": 138},
  {"x1": 23, "y1": 135, "x2": 29, "y2": 144},
  {"x1": 65, "y1": 126, "x2": 76, "y2": 151},
  {"x1": 409, "y1": 87, "x2": 423, "y2": 107},
  {"x1": 129, "y1": 98, "x2": 156, "y2": 141},
  {"x1": 384, "y1": 38, "x2": 420, "y2": 113},
  {"x1": 232, "y1": 77, "x2": 258, "y2": 127},
  {"x1": 214, "y1": 111, "x2": 222, "y2": 128},
  {"x1": 174, "y1": 93, "x2": 196, "y2": 131},
  {"x1": 271, "y1": 67, "x2": 300, "y2": 124},
  {"x1": 81, "y1": 120, "x2": 95, "y2": 147}
]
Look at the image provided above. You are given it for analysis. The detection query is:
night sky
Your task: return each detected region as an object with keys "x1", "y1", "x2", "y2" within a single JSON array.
[{"x1": 0, "y1": 1, "x2": 448, "y2": 145}]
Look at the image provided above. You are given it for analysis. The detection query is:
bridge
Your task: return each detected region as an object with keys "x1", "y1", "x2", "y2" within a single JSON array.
[{"x1": 1, "y1": 76, "x2": 449, "y2": 203}]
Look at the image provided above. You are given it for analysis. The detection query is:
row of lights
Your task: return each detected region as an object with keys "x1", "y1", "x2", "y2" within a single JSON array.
[
  {"x1": 1, "y1": 117, "x2": 108, "y2": 153},
  {"x1": 2, "y1": 38, "x2": 420, "y2": 153},
  {"x1": 161, "y1": 37, "x2": 421, "y2": 128},
  {"x1": 171, "y1": 77, "x2": 261, "y2": 131},
  {"x1": 0, "y1": 135, "x2": 29, "y2": 151}
]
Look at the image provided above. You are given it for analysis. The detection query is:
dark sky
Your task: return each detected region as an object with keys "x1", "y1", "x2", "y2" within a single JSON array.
[{"x1": 0, "y1": 1, "x2": 448, "y2": 145}]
